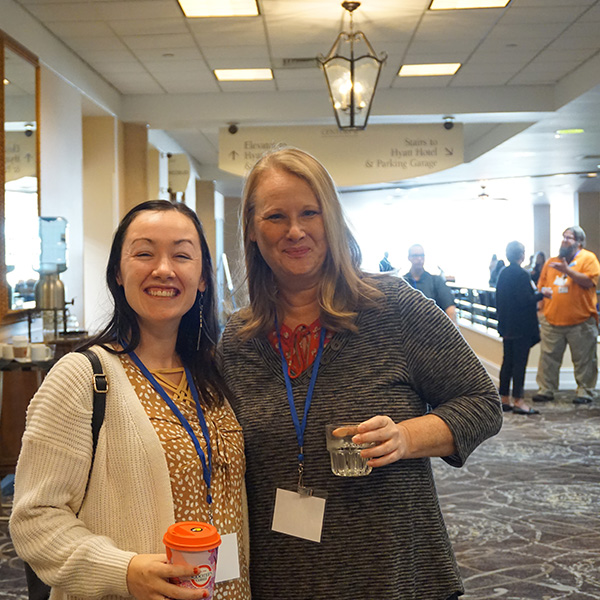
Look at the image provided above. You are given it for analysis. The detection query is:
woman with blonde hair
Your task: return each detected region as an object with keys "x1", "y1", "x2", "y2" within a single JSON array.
[{"x1": 220, "y1": 147, "x2": 502, "y2": 600}]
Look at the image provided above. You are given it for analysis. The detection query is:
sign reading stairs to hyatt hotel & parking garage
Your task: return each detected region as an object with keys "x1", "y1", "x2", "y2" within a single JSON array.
[{"x1": 219, "y1": 124, "x2": 463, "y2": 187}]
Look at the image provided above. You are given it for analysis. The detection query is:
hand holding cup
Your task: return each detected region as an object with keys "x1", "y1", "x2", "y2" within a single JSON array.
[
  {"x1": 351, "y1": 415, "x2": 411, "y2": 467},
  {"x1": 126, "y1": 553, "x2": 210, "y2": 600},
  {"x1": 325, "y1": 423, "x2": 374, "y2": 477}
]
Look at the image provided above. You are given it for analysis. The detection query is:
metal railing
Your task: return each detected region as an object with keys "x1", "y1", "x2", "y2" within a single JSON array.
[{"x1": 448, "y1": 284, "x2": 498, "y2": 334}]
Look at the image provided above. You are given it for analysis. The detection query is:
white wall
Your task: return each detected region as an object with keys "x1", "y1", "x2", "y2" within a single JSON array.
[{"x1": 39, "y1": 66, "x2": 85, "y2": 327}]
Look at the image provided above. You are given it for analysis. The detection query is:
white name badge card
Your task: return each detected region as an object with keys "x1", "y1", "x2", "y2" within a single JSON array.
[
  {"x1": 215, "y1": 532, "x2": 240, "y2": 583},
  {"x1": 553, "y1": 275, "x2": 567, "y2": 286},
  {"x1": 272, "y1": 488, "x2": 326, "y2": 543}
]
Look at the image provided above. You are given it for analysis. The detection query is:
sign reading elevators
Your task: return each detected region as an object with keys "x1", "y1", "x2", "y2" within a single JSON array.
[{"x1": 219, "y1": 124, "x2": 463, "y2": 187}]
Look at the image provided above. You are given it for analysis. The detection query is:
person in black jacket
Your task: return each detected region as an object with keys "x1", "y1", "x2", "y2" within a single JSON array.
[{"x1": 496, "y1": 241, "x2": 550, "y2": 414}]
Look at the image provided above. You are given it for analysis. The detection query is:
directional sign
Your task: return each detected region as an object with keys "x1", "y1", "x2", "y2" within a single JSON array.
[
  {"x1": 168, "y1": 153, "x2": 191, "y2": 193},
  {"x1": 219, "y1": 124, "x2": 463, "y2": 187},
  {"x1": 5, "y1": 131, "x2": 36, "y2": 182}
]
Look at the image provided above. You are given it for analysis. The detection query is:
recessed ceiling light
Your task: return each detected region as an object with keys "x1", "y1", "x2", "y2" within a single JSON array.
[
  {"x1": 214, "y1": 68, "x2": 273, "y2": 81},
  {"x1": 178, "y1": 0, "x2": 259, "y2": 17},
  {"x1": 586, "y1": 173, "x2": 597, "y2": 178},
  {"x1": 398, "y1": 63, "x2": 461, "y2": 77},
  {"x1": 430, "y1": 0, "x2": 511, "y2": 9},
  {"x1": 555, "y1": 128, "x2": 584, "y2": 135}
]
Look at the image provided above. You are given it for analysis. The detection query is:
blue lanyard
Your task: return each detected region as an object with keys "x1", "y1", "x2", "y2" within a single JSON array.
[
  {"x1": 128, "y1": 351, "x2": 213, "y2": 509},
  {"x1": 275, "y1": 322, "x2": 326, "y2": 487}
]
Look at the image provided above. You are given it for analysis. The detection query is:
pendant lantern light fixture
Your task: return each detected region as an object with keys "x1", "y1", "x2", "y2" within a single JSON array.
[{"x1": 318, "y1": 1, "x2": 387, "y2": 130}]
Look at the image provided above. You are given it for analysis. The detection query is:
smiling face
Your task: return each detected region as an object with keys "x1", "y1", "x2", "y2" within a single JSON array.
[
  {"x1": 558, "y1": 229, "x2": 580, "y2": 260},
  {"x1": 117, "y1": 210, "x2": 205, "y2": 334},
  {"x1": 250, "y1": 168, "x2": 329, "y2": 292}
]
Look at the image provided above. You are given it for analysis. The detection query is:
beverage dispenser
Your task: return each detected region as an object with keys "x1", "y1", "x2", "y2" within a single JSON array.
[{"x1": 34, "y1": 217, "x2": 67, "y2": 337}]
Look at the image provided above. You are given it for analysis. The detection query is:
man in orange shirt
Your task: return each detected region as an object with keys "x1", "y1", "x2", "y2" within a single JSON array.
[{"x1": 533, "y1": 226, "x2": 600, "y2": 405}]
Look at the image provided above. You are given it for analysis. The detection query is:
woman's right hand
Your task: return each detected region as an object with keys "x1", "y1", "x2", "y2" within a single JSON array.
[{"x1": 127, "y1": 554, "x2": 210, "y2": 600}]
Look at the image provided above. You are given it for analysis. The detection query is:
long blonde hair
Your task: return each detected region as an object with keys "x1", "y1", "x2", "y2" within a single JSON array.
[{"x1": 237, "y1": 147, "x2": 382, "y2": 340}]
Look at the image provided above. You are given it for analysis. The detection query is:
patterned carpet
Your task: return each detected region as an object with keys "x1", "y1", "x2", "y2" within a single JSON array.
[{"x1": 1, "y1": 392, "x2": 599, "y2": 600}]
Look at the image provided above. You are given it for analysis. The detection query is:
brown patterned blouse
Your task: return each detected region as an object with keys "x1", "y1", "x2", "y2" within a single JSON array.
[{"x1": 119, "y1": 354, "x2": 250, "y2": 600}]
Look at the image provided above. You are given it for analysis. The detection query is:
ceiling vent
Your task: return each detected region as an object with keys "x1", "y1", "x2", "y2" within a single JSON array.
[{"x1": 276, "y1": 57, "x2": 320, "y2": 69}]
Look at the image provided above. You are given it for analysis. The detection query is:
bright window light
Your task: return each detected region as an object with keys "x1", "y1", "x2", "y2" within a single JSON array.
[
  {"x1": 214, "y1": 68, "x2": 273, "y2": 81},
  {"x1": 178, "y1": 0, "x2": 259, "y2": 17},
  {"x1": 430, "y1": 0, "x2": 510, "y2": 9},
  {"x1": 398, "y1": 63, "x2": 461, "y2": 77}
]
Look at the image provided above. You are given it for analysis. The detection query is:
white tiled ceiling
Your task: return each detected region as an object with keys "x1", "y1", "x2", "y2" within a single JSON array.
[{"x1": 10, "y1": 0, "x2": 600, "y2": 196}]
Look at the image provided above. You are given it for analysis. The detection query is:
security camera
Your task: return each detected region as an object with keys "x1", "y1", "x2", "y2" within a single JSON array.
[
  {"x1": 166, "y1": 152, "x2": 173, "y2": 159},
  {"x1": 24, "y1": 129, "x2": 33, "y2": 137},
  {"x1": 228, "y1": 123, "x2": 239, "y2": 134},
  {"x1": 443, "y1": 116, "x2": 455, "y2": 130}
]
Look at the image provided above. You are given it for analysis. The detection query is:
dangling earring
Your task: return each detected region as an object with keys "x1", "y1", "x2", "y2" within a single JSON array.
[{"x1": 196, "y1": 292, "x2": 204, "y2": 351}]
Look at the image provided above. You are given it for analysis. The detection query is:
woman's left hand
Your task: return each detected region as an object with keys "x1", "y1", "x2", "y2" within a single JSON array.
[{"x1": 352, "y1": 416, "x2": 410, "y2": 467}]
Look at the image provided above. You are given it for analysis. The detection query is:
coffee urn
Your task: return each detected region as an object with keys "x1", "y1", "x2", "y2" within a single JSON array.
[{"x1": 34, "y1": 217, "x2": 68, "y2": 338}]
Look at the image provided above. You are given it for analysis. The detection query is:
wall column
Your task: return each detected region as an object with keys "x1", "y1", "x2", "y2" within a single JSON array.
[
  {"x1": 576, "y1": 191, "x2": 600, "y2": 258},
  {"x1": 122, "y1": 122, "x2": 148, "y2": 216},
  {"x1": 533, "y1": 203, "x2": 551, "y2": 258},
  {"x1": 82, "y1": 115, "x2": 119, "y2": 332},
  {"x1": 195, "y1": 180, "x2": 225, "y2": 321}
]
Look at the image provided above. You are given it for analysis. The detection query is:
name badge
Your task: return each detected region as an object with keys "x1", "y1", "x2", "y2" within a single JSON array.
[
  {"x1": 272, "y1": 488, "x2": 326, "y2": 543},
  {"x1": 553, "y1": 275, "x2": 567, "y2": 286},
  {"x1": 558, "y1": 286, "x2": 569, "y2": 294},
  {"x1": 215, "y1": 532, "x2": 240, "y2": 583}
]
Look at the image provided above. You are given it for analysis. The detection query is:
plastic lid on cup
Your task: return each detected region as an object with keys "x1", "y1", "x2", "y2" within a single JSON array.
[{"x1": 163, "y1": 521, "x2": 222, "y2": 552}]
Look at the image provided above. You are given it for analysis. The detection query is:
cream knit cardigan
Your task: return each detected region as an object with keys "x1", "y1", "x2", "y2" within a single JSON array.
[{"x1": 10, "y1": 346, "x2": 181, "y2": 600}]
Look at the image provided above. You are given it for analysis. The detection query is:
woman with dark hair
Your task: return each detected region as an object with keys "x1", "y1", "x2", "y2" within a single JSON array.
[
  {"x1": 10, "y1": 201, "x2": 250, "y2": 600},
  {"x1": 220, "y1": 147, "x2": 502, "y2": 600}
]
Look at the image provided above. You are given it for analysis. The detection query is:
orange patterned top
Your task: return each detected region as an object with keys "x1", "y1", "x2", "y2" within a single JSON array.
[{"x1": 119, "y1": 354, "x2": 250, "y2": 600}]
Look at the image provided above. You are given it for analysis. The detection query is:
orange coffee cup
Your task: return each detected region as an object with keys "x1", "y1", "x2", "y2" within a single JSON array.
[{"x1": 163, "y1": 521, "x2": 222, "y2": 598}]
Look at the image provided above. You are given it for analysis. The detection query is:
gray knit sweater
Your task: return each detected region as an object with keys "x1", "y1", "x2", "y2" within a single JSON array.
[{"x1": 221, "y1": 276, "x2": 502, "y2": 600}]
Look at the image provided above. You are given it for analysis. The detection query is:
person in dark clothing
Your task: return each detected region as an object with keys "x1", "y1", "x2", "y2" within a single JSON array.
[
  {"x1": 489, "y1": 258, "x2": 505, "y2": 288},
  {"x1": 496, "y1": 241, "x2": 549, "y2": 414},
  {"x1": 404, "y1": 244, "x2": 456, "y2": 323},
  {"x1": 530, "y1": 251, "x2": 546, "y2": 285},
  {"x1": 379, "y1": 251, "x2": 394, "y2": 272}
]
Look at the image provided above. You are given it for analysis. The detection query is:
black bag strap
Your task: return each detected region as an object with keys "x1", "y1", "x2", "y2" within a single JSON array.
[
  {"x1": 24, "y1": 349, "x2": 108, "y2": 600},
  {"x1": 76, "y1": 349, "x2": 107, "y2": 512},
  {"x1": 78, "y1": 349, "x2": 107, "y2": 463}
]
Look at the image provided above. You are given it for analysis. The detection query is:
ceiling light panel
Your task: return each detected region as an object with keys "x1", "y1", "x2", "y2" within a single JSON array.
[
  {"x1": 178, "y1": 0, "x2": 259, "y2": 18},
  {"x1": 214, "y1": 68, "x2": 273, "y2": 81},
  {"x1": 430, "y1": 0, "x2": 510, "y2": 9},
  {"x1": 398, "y1": 63, "x2": 461, "y2": 76}
]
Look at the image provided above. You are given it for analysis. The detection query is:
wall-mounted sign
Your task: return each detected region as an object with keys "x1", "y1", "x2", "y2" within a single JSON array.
[
  {"x1": 218, "y1": 124, "x2": 463, "y2": 187},
  {"x1": 168, "y1": 153, "x2": 191, "y2": 193}
]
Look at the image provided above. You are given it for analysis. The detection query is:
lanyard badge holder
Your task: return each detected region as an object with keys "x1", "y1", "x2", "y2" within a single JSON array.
[
  {"x1": 128, "y1": 350, "x2": 215, "y2": 524},
  {"x1": 276, "y1": 324, "x2": 326, "y2": 496},
  {"x1": 271, "y1": 324, "x2": 328, "y2": 543}
]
